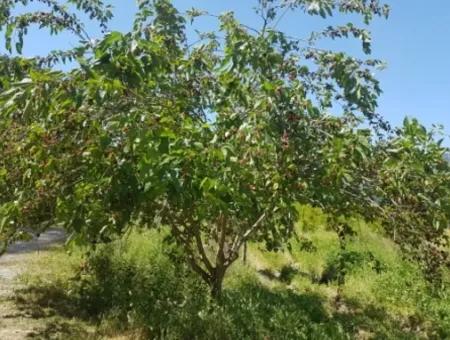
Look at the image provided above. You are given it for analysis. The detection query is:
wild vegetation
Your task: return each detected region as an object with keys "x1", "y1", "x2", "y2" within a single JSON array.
[
  {"x1": 0, "y1": 0, "x2": 449, "y2": 338},
  {"x1": 16, "y1": 216, "x2": 450, "y2": 338}
]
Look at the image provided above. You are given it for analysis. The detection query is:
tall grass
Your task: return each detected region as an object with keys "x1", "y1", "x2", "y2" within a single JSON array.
[{"x1": 17, "y1": 207, "x2": 450, "y2": 339}]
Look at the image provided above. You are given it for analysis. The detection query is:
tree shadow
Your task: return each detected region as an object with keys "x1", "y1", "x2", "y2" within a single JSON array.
[
  {"x1": 228, "y1": 281, "x2": 328, "y2": 320},
  {"x1": 222, "y1": 281, "x2": 335, "y2": 338},
  {"x1": 25, "y1": 320, "x2": 91, "y2": 339},
  {"x1": 332, "y1": 296, "x2": 437, "y2": 339},
  {"x1": 11, "y1": 268, "x2": 445, "y2": 339},
  {"x1": 5, "y1": 281, "x2": 98, "y2": 339},
  {"x1": 13, "y1": 283, "x2": 89, "y2": 321},
  {"x1": 222, "y1": 280, "x2": 442, "y2": 339}
]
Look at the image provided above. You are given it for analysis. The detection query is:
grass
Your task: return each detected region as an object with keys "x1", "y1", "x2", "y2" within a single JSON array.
[{"x1": 12, "y1": 208, "x2": 450, "y2": 339}]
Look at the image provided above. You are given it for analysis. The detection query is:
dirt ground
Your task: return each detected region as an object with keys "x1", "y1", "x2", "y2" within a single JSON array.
[{"x1": 0, "y1": 229, "x2": 66, "y2": 340}]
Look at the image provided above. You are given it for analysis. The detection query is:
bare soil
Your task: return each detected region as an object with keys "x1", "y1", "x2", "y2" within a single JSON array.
[{"x1": 0, "y1": 229, "x2": 66, "y2": 340}]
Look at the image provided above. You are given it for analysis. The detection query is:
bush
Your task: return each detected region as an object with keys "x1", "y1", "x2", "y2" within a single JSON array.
[
  {"x1": 68, "y1": 229, "x2": 349, "y2": 339},
  {"x1": 68, "y1": 229, "x2": 232, "y2": 338},
  {"x1": 319, "y1": 249, "x2": 386, "y2": 284}
]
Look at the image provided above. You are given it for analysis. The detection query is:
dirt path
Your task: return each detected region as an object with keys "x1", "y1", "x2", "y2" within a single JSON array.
[{"x1": 0, "y1": 229, "x2": 66, "y2": 340}]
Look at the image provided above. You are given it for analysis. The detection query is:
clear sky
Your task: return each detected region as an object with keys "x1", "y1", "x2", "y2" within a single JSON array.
[{"x1": 7, "y1": 1, "x2": 450, "y2": 141}]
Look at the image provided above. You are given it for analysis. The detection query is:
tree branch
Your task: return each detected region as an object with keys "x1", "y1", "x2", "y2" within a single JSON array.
[
  {"x1": 186, "y1": 252, "x2": 211, "y2": 283},
  {"x1": 215, "y1": 214, "x2": 227, "y2": 267},
  {"x1": 242, "y1": 212, "x2": 266, "y2": 241},
  {"x1": 194, "y1": 226, "x2": 214, "y2": 272},
  {"x1": 172, "y1": 223, "x2": 212, "y2": 282},
  {"x1": 228, "y1": 212, "x2": 266, "y2": 265}
]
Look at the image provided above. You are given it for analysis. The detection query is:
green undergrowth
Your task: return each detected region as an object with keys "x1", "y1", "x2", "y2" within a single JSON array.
[{"x1": 16, "y1": 208, "x2": 450, "y2": 339}]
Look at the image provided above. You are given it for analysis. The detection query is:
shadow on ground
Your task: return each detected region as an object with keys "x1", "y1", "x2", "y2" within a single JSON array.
[
  {"x1": 25, "y1": 320, "x2": 90, "y2": 340},
  {"x1": 333, "y1": 296, "x2": 445, "y2": 339},
  {"x1": 9, "y1": 285, "x2": 95, "y2": 339},
  {"x1": 10, "y1": 272, "x2": 442, "y2": 339},
  {"x1": 14, "y1": 284, "x2": 82, "y2": 320}
]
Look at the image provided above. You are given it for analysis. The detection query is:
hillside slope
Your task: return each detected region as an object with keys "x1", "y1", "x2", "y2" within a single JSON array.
[{"x1": 5, "y1": 214, "x2": 450, "y2": 339}]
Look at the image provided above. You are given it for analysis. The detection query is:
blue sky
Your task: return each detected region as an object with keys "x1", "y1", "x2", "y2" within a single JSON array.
[{"x1": 7, "y1": 1, "x2": 450, "y2": 141}]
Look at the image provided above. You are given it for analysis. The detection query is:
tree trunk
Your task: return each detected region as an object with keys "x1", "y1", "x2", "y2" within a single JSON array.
[
  {"x1": 243, "y1": 241, "x2": 247, "y2": 264},
  {"x1": 335, "y1": 226, "x2": 347, "y2": 308},
  {"x1": 210, "y1": 266, "x2": 226, "y2": 300}
]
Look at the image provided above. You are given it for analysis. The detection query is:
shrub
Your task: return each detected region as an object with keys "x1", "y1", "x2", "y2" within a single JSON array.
[
  {"x1": 68, "y1": 229, "x2": 349, "y2": 339},
  {"x1": 68, "y1": 229, "x2": 233, "y2": 338},
  {"x1": 319, "y1": 250, "x2": 386, "y2": 284}
]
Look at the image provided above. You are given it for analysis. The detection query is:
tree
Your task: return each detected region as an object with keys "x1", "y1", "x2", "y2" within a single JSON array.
[
  {"x1": 0, "y1": 0, "x2": 113, "y2": 253},
  {"x1": 6, "y1": 0, "x2": 447, "y2": 299},
  {"x1": 374, "y1": 119, "x2": 450, "y2": 284}
]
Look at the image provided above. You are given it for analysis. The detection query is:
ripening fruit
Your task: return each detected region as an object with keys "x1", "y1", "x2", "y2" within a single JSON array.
[{"x1": 296, "y1": 182, "x2": 306, "y2": 190}]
